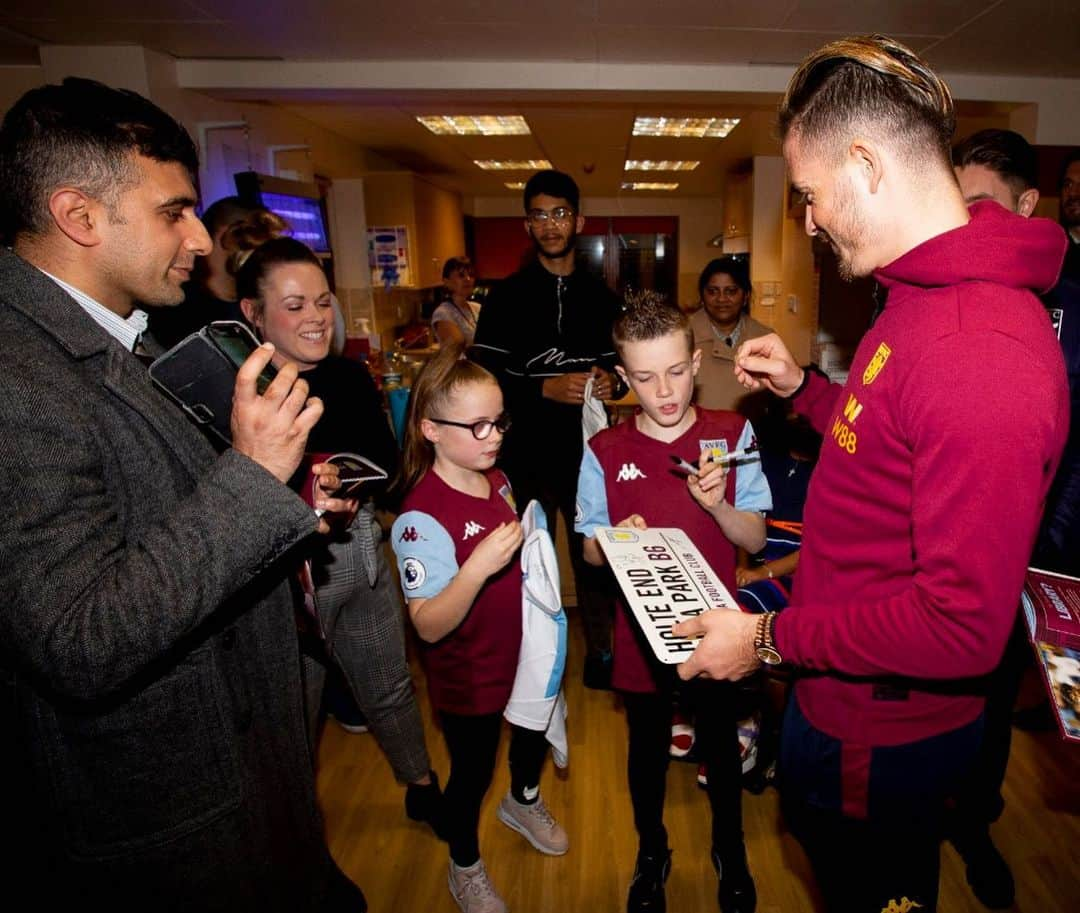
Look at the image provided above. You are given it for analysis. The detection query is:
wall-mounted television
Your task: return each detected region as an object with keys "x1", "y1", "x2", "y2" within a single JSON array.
[{"x1": 233, "y1": 171, "x2": 332, "y2": 255}]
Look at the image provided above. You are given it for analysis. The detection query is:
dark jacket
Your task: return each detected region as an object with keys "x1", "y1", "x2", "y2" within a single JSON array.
[
  {"x1": 1036, "y1": 275, "x2": 1080, "y2": 574},
  {"x1": 0, "y1": 248, "x2": 340, "y2": 910},
  {"x1": 471, "y1": 258, "x2": 623, "y2": 493}
]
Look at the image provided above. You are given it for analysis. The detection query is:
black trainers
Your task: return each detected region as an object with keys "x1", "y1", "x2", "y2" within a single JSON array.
[
  {"x1": 953, "y1": 828, "x2": 1015, "y2": 909},
  {"x1": 405, "y1": 770, "x2": 447, "y2": 839},
  {"x1": 627, "y1": 848, "x2": 672, "y2": 913},
  {"x1": 712, "y1": 846, "x2": 757, "y2": 913}
]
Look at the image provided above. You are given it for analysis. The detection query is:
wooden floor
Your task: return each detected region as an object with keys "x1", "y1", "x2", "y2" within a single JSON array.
[{"x1": 316, "y1": 613, "x2": 1080, "y2": 912}]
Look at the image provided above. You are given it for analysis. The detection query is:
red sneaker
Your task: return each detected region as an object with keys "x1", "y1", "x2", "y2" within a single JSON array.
[{"x1": 670, "y1": 713, "x2": 695, "y2": 759}]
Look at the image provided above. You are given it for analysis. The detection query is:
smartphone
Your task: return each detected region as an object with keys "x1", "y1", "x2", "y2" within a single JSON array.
[
  {"x1": 204, "y1": 322, "x2": 276, "y2": 393},
  {"x1": 149, "y1": 321, "x2": 276, "y2": 447}
]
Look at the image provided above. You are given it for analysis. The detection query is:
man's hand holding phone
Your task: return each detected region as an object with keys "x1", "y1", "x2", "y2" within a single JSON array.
[{"x1": 231, "y1": 342, "x2": 324, "y2": 484}]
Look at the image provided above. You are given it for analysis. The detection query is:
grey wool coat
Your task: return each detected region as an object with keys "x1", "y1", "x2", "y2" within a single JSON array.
[{"x1": 0, "y1": 248, "x2": 340, "y2": 910}]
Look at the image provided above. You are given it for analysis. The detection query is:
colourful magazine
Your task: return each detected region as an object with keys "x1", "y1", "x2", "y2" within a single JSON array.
[
  {"x1": 1022, "y1": 567, "x2": 1080, "y2": 649},
  {"x1": 1023, "y1": 568, "x2": 1080, "y2": 742},
  {"x1": 1032, "y1": 641, "x2": 1080, "y2": 743}
]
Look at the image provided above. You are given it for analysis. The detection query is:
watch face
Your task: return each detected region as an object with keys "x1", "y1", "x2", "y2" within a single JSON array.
[{"x1": 755, "y1": 645, "x2": 783, "y2": 666}]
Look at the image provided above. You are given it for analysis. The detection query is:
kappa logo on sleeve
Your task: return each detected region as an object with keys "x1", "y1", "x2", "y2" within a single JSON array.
[
  {"x1": 402, "y1": 557, "x2": 426, "y2": 591},
  {"x1": 616, "y1": 462, "x2": 647, "y2": 482},
  {"x1": 399, "y1": 525, "x2": 425, "y2": 543},
  {"x1": 463, "y1": 521, "x2": 486, "y2": 540}
]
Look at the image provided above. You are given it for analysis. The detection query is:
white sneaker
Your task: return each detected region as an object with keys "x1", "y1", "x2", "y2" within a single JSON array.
[
  {"x1": 496, "y1": 793, "x2": 569, "y2": 856},
  {"x1": 448, "y1": 858, "x2": 508, "y2": 913}
]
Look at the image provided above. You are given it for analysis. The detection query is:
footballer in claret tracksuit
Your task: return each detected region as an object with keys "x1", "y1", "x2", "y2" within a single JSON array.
[{"x1": 773, "y1": 200, "x2": 1069, "y2": 910}]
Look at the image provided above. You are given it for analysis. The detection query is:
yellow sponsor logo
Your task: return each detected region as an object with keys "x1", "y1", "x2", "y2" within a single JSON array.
[
  {"x1": 830, "y1": 415, "x2": 858, "y2": 454},
  {"x1": 881, "y1": 899, "x2": 924, "y2": 913},
  {"x1": 842, "y1": 393, "x2": 864, "y2": 424},
  {"x1": 863, "y1": 342, "x2": 892, "y2": 385}
]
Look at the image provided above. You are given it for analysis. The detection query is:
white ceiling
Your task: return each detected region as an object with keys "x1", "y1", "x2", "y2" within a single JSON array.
[
  {"x1": 3, "y1": 0, "x2": 1077, "y2": 74},
  {"x1": 0, "y1": 1, "x2": 1074, "y2": 197}
]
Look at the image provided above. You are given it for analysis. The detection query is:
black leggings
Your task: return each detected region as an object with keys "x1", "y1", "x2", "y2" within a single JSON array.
[
  {"x1": 439, "y1": 710, "x2": 549, "y2": 866},
  {"x1": 623, "y1": 679, "x2": 744, "y2": 858}
]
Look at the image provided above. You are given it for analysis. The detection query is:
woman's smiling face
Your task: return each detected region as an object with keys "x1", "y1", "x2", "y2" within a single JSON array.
[{"x1": 251, "y1": 261, "x2": 333, "y2": 370}]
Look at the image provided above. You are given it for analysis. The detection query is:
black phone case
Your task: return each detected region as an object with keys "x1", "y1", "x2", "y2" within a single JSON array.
[{"x1": 149, "y1": 329, "x2": 245, "y2": 446}]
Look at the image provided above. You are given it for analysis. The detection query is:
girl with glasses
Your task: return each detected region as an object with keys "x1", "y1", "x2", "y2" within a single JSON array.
[{"x1": 393, "y1": 342, "x2": 568, "y2": 913}]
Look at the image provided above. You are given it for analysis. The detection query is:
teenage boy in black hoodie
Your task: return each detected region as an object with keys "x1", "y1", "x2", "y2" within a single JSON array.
[{"x1": 472, "y1": 169, "x2": 624, "y2": 687}]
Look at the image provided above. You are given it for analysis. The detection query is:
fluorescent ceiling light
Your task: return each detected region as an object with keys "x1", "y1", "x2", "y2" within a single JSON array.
[
  {"x1": 621, "y1": 182, "x2": 679, "y2": 191},
  {"x1": 417, "y1": 115, "x2": 530, "y2": 136},
  {"x1": 624, "y1": 160, "x2": 699, "y2": 171},
  {"x1": 632, "y1": 117, "x2": 740, "y2": 138},
  {"x1": 504, "y1": 182, "x2": 525, "y2": 189},
  {"x1": 474, "y1": 159, "x2": 551, "y2": 170}
]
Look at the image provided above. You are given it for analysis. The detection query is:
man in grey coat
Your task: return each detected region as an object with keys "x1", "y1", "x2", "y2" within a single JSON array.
[{"x1": 0, "y1": 78, "x2": 365, "y2": 910}]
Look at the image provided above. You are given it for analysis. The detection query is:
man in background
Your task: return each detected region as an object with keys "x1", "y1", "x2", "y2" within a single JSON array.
[
  {"x1": 950, "y1": 128, "x2": 1080, "y2": 909},
  {"x1": 955, "y1": 130, "x2": 1080, "y2": 576},
  {"x1": 472, "y1": 169, "x2": 624, "y2": 688},
  {"x1": 0, "y1": 77, "x2": 363, "y2": 910}
]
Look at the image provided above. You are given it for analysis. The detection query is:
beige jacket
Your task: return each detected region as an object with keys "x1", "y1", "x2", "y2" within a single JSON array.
[{"x1": 689, "y1": 308, "x2": 773, "y2": 413}]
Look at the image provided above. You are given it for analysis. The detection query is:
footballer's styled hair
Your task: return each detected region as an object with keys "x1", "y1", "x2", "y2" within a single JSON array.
[{"x1": 779, "y1": 35, "x2": 956, "y2": 171}]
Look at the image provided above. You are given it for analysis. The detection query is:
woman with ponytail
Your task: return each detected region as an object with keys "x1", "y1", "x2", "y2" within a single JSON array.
[{"x1": 236, "y1": 236, "x2": 443, "y2": 831}]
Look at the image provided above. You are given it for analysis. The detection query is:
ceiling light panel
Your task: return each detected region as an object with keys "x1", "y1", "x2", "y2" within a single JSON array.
[
  {"x1": 474, "y1": 159, "x2": 552, "y2": 170},
  {"x1": 417, "y1": 115, "x2": 530, "y2": 136},
  {"x1": 632, "y1": 117, "x2": 741, "y2": 138},
  {"x1": 624, "y1": 160, "x2": 699, "y2": 171},
  {"x1": 504, "y1": 182, "x2": 525, "y2": 189},
  {"x1": 621, "y1": 182, "x2": 679, "y2": 191}
]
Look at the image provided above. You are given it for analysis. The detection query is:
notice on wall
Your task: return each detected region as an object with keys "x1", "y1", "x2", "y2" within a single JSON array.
[
  {"x1": 368, "y1": 226, "x2": 411, "y2": 289},
  {"x1": 595, "y1": 527, "x2": 740, "y2": 664}
]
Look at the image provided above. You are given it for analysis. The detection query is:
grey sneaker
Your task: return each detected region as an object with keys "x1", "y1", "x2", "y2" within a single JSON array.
[
  {"x1": 496, "y1": 793, "x2": 569, "y2": 856},
  {"x1": 448, "y1": 858, "x2": 508, "y2": 913}
]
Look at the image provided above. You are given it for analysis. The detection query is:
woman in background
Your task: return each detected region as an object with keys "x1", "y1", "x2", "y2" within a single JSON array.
[
  {"x1": 432, "y1": 256, "x2": 481, "y2": 346},
  {"x1": 690, "y1": 256, "x2": 772, "y2": 416}
]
